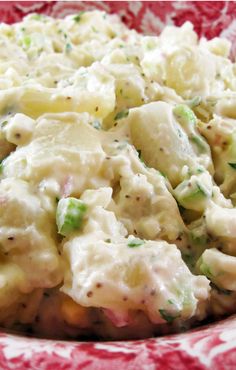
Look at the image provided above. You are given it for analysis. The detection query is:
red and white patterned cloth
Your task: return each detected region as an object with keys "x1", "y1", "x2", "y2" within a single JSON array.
[
  {"x1": 2, "y1": 1, "x2": 236, "y2": 55},
  {"x1": 1, "y1": 2, "x2": 236, "y2": 369}
]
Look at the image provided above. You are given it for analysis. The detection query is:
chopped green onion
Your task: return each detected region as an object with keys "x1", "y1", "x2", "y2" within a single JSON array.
[
  {"x1": 127, "y1": 238, "x2": 144, "y2": 248},
  {"x1": 176, "y1": 180, "x2": 209, "y2": 205},
  {"x1": 22, "y1": 35, "x2": 31, "y2": 49},
  {"x1": 0, "y1": 162, "x2": 4, "y2": 175},
  {"x1": 185, "y1": 183, "x2": 207, "y2": 199},
  {"x1": 74, "y1": 11, "x2": 85, "y2": 23},
  {"x1": 186, "y1": 96, "x2": 202, "y2": 108},
  {"x1": 65, "y1": 43, "x2": 72, "y2": 53},
  {"x1": 196, "y1": 183, "x2": 208, "y2": 197},
  {"x1": 196, "y1": 167, "x2": 204, "y2": 174},
  {"x1": 0, "y1": 156, "x2": 7, "y2": 175},
  {"x1": 228, "y1": 163, "x2": 236, "y2": 170},
  {"x1": 190, "y1": 135, "x2": 208, "y2": 153},
  {"x1": 56, "y1": 197, "x2": 87, "y2": 237},
  {"x1": 114, "y1": 109, "x2": 129, "y2": 121},
  {"x1": 1, "y1": 121, "x2": 8, "y2": 128},
  {"x1": 159, "y1": 309, "x2": 179, "y2": 323},
  {"x1": 137, "y1": 149, "x2": 146, "y2": 166},
  {"x1": 92, "y1": 120, "x2": 101, "y2": 130},
  {"x1": 177, "y1": 128, "x2": 183, "y2": 138}
]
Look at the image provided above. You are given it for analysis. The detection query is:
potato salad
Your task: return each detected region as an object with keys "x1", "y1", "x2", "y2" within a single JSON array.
[{"x1": 0, "y1": 11, "x2": 236, "y2": 340}]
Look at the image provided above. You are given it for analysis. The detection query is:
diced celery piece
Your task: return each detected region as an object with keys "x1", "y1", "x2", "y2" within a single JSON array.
[
  {"x1": 189, "y1": 135, "x2": 208, "y2": 153},
  {"x1": 176, "y1": 181, "x2": 208, "y2": 202},
  {"x1": 184, "y1": 183, "x2": 208, "y2": 200},
  {"x1": 56, "y1": 197, "x2": 87, "y2": 236},
  {"x1": 173, "y1": 104, "x2": 197, "y2": 126},
  {"x1": 174, "y1": 179, "x2": 211, "y2": 212},
  {"x1": 22, "y1": 35, "x2": 31, "y2": 49},
  {"x1": 186, "y1": 96, "x2": 202, "y2": 108}
]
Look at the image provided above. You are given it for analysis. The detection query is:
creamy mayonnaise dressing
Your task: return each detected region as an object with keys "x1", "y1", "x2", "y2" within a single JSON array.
[{"x1": 0, "y1": 11, "x2": 235, "y2": 339}]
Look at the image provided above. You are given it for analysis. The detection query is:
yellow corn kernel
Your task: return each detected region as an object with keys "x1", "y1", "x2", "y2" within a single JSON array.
[{"x1": 60, "y1": 295, "x2": 90, "y2": 328}]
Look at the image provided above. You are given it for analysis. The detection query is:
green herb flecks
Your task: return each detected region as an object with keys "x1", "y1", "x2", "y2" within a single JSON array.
[
  {"x1": 136, "y1": 149, "x2": 147, "y2": 167},
  {"x1": 1, "y1": 121, "x2": 8, "y2": 128},
  {"x1": 0, "y1": 156, "x2": 7, "y2": 175},
  {"x1": 92, "y1": 120, "x2": 101, "y2": 130},
  {"x1": 22, "y1": 35, "x2": 31, "y2": 49},
  {"x1": 190, "y1": 135, "x2": 208, "y2": 153},
  {"x1": 65, "y1": 43, "x2": 72, "y2": 53},
  {"x1": 186, "y1": 96, "x2": 202, "y2": 108},
  {"x1": 196, "y1": 167, "x2": 204, "y2": 174},
  {"x1": 228, "y1": 163, "x2": 236, "y2": 170},
  {"x1": 183, "y1": 181, "x2": 210, "y2": 202},
  {"x1": 196, "y1": 183, "x2": 209, "y2": 197},
  {"x1": 74, "y1": 11, "x2": 86, "y2": 23},
  {"x1": 177, "y1": 128, "x2": 183, "y2": 138},
  {"x1": 114, "y1": 109, "x2": 129, "y2": 121},
  {"x1": 159, "y1": 309, "x2": 180, "y2": 324},
  {"x1": 127, "y1": 238, "x2": 144, "y2": 248}
]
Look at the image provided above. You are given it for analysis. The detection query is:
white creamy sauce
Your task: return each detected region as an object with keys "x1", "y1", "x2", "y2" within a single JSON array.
[{"x1": 0, "y1": 11, "x2": 235, "y2": 339}]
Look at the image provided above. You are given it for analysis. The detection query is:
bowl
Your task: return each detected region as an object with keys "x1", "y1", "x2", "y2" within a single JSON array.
[{"x1": 1, "y1": 1, "x2": 236, "y2": 369}]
